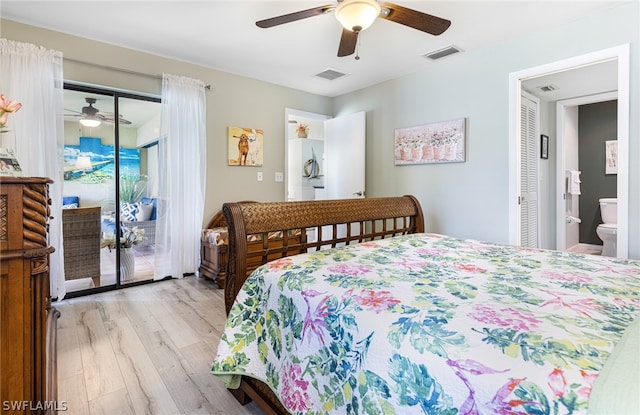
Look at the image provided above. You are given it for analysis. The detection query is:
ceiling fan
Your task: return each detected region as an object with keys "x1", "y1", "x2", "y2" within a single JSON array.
[
  {"x1": 65, "y1": 97, "x2": 131, "y2": 127},
  {"x1": 256, "y1": 0, "x2": 451, "y2": 58}
]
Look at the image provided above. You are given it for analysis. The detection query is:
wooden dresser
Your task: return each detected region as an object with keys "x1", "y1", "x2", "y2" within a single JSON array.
[{"x1": 0, "y1": 177, "x2": 60, "y2": 413}]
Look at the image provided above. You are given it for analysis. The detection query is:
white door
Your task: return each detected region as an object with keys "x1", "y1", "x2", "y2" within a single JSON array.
[
  {"x1": 325, "y1": 111, "x2": 366, "y2": 200},
  {"x1": 519, "y1": 93, "x2": 540, "y2": 248}
]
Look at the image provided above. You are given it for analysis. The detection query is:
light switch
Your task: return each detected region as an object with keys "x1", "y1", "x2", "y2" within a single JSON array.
[
  {"x1": 275, "y1": 172, "x2": 283, "y2": 182},
  {"x1": 257, "y1": 172, "x2": 263, "y2": 181}
]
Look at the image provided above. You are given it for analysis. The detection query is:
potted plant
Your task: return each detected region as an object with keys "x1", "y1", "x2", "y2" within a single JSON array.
[
  {"x1": 101, "y1": 225, "x2": 146, "y2": 281},
  {"x1": 120, "y1": 174, "x2": 147, "y2": 203}
]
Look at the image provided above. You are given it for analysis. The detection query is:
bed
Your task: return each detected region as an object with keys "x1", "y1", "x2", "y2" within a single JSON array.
[{"x1": 210, "y1": 196, "x2": 640, "y2": 415}]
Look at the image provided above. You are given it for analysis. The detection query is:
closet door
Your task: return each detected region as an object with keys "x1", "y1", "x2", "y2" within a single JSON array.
[{"x1": 520, "y1": 93, "x2": 540, "y2": 248}]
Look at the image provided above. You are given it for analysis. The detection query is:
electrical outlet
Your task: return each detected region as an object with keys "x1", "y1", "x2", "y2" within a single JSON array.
[
  {"x1": 257, "y1": 172, "x2": 263, "y2": 182},
  {"x1": 275, "y1": 172, "x2": 283, "y2": 182}
]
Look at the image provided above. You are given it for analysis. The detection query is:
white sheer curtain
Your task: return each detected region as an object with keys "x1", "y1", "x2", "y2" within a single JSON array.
[
  {"x1": 0, "y1": 39, "x2": 66, "y2": 299},
  {"x1": 154, "y1": 74, "x2": 207, "y2": 279}
]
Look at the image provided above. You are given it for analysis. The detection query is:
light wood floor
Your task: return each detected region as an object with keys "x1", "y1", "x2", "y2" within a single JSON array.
[{"x1": 55, "y1": 276, "x2": 263, "y2": 414}]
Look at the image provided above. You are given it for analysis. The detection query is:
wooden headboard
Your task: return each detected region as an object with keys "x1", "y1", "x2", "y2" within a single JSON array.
[{"x1": 221, "y1": 195, "x2": 424, "y2": 314}]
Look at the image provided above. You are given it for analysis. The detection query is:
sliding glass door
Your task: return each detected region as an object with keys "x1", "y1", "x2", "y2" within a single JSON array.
[{"x1": 62, "y1": 84, "x2": 160, "y2": 296}]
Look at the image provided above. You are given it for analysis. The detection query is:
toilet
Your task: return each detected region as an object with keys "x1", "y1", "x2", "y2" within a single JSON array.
[{"x1": 596, "y1": 198, "x2": 617, "y2": 257}]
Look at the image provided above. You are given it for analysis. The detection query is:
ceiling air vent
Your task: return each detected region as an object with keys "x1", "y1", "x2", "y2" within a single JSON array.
[
  {"x1": 315, "y1": 68, "x2": 347, "y2": 81},
  {"x1": 537, "y1": 84, "x2": 559, "y2": 93},
  {"x1": 422, "y1": 45, "x2": 462, "y2": 60}
]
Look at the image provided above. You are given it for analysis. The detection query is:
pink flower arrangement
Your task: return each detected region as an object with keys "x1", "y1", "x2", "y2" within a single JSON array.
[{"x1": 0, "y1": 94, "x2": 22, "y2": 133}]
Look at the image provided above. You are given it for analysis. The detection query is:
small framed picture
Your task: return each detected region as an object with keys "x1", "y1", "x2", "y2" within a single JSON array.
[
  {"x1": 0, "y1": 148, "x2": 24, "y2": 177},
  {"x1": 605, "y1": 140, "x2": 618, "y2": 175},
  {"x1": 540, "y1": 134, "x2": 549, "y2": 159}
]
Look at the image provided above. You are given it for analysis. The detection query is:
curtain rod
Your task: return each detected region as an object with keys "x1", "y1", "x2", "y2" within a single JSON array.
[{"x1": 63, "y1": 57, "x2": 212, "y2": 90}]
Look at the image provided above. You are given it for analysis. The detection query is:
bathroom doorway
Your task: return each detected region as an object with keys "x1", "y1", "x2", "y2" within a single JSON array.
[
  {"x1": 509, "y1": 44, "x2": 630, "y2": 258},
  {"x1": 555, "y1": 92, "x2": 618, "y2": 255}
]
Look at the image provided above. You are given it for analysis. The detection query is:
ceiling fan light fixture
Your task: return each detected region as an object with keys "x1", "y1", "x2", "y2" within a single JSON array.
[
  {"x1": 335, "y1": 0, "x2": 381, "y2": 32},
  {"x1": 79, "y1": 118, "x2": 101, "y2": 128}
]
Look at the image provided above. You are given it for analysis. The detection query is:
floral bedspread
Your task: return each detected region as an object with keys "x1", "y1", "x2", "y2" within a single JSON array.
[{"x1": 211, "y1": 233, "x2": 640, "y2": 414}]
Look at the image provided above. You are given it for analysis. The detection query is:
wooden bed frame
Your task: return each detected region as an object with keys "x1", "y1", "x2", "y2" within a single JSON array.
[{"x1": 220, "y1": 195, "x2": 424, "y2": 414}]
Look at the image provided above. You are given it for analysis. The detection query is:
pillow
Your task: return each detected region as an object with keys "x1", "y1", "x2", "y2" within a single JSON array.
[
  {"x1": 62, "y1": 203, "x2": 78, "y2": 209},
  {"x1": 138, "y1": 202, "x2": 154, "y2": 221},
  {"x1": 63, "y1": 196, "x2": 80, "y2": 207},
  {"x1": 202, "y1": 227, "x2": 228, "y2": 245},
  {"x1": 121, "y1": 202, "x2": 154, "y2": 222}
]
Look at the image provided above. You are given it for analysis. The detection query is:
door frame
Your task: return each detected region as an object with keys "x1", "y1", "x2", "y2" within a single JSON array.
[
  {"x1": 508, "y1": 44, "x2": 630, "y2": 258},
  {"x1": 284, "y1": 107, "x2": 331, "y2": 201}
]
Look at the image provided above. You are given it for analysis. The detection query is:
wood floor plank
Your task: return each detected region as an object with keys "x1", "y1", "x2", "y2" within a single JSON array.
[
  {"x1": 108, "y1": 316, "x2": 181, "y2": 414},
  {"x1": 145, "y1": 299, "x2": 201, "y2": 349},
  {"x1": 139, "y1": 328, "x2": 219, "y2": 414},
  {"x1": 55, "y1": 277, "x2": 264, "y2": 415},
  {"x1": 179, "y1": 341, "x2": 263, "y2": 414},
  {"x1": 76, "y1": 308, "x2": 127, "y2": 401},
  {"x1": 120, "y1": 290, "x2": 164, "y2": 333},
  {"x1": 162, "y1": 292, "x2": 221, "y2": 345},
  {"x1": 57, "y1": 305, "x2": 83, "y2": 380},
  {"x1": 87, "y1": 388, "x2": 135, "y2": 415},
  {"x1": 94, "y1": 289, "x2": 130, "y2": 322},
  {"x1": 168, "y1": 277, "x2": 213, "y2": 303},
  {"x1": 57, "y1": 373, "x2": 89, "y2": 415}
]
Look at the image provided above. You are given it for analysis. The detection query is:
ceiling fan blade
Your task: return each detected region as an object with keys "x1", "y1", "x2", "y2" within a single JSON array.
[
  {"x1": 337, "y1": 29, "x2": 358, "y2": 57},
  {"x1": 99, "y1": 112, "x2": 132, "y2": 125},
  {"x1": 64, "y1": 110, "x2": 84, "y2": 117},
  {"x1": 256, "y1": 5, "x2": 334, "y2": 28},
  {"x1": 380, "y1": 2, "x2": 451, "y2": 35}
]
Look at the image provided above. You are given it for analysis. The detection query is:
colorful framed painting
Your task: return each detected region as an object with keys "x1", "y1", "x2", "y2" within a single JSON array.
[
  {"x1": 394, "y1": 118, "x2": 466, "y2": 165},
  {"x1": 228, "y1": 126, "x2": 264, "y2": 166},
  {"x1": 63, "y1": 136, "x2": 140, "y2": 182}
]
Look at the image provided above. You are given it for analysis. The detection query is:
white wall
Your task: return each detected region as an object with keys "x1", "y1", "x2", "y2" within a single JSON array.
[{"x1": 332, "y1": 2, "x2": 639, "y2": 257}]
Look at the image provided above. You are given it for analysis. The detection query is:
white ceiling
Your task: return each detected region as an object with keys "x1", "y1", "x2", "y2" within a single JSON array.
[
  {"x1": 522, "y1": 59, "x2": 618, "y2": 102},
  {"x1": 1, "y1": 1, "x2": 626, "y2": 98},
  {"x1": 63, "y1": 89, "x2": 161, "y2": 129}
]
